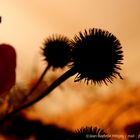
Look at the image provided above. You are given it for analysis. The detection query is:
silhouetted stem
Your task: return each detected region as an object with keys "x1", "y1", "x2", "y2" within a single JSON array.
[
  {"x1": 18, "y1": 65, "x2": 50, "y2": 107},
  {"x1": 28, "y1": 65, "x2": 50, "y2": 96},
  {"x1": 0, "y1": 67, "x2": 76, "y2": 124},
  {"x1": 24, "y1": 68, "x2": 76, "y2": 107}
]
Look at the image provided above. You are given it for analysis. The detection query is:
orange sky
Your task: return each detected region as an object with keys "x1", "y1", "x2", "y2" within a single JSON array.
[
  {"x1": 1, "y1": 1, "x2": 140, "y2": 135},
  {"x1": 1, "y1": 0, "x2": 140, "y2": 84}
]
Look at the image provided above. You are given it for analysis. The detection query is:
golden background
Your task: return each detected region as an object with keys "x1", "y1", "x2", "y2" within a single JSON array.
[{"x1": 1, "y1": 0, "x2": 140, "y2": 138}]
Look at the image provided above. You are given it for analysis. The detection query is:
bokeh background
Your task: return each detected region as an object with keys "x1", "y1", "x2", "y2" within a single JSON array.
[{"x1": 1, "y1": 0, "x2": 140, "y2": 139}]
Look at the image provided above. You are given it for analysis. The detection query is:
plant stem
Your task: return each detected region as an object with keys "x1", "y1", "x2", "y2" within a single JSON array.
[
  {"x1": 0, "y1": 67, "x2": 76, "y2": 124},
  {"x1": 12, "y1": 65, "x2": 50, "y2": 112},
  {"x1": 28, "y1": 65, "x2": 50, "y2": 96}
]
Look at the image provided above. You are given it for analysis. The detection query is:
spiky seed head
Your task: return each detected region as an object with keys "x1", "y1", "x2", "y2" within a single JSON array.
[
  {"x1": 42, "y1": 34, "x2": 72, "y2": 69},
  {"x1": 71, "y1": 28, "x2": 123, "y2": 85},
  {"x1": 72, "y1": 126, "x2": 110, "y2": 140}
]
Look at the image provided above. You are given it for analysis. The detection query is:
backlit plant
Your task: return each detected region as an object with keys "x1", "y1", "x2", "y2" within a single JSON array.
[
  {"x1": 27, "y1": 34, "x2": 72, "y2": 97},
  {"x1": 0, "y1": 28, "x2": 124, "y2": 139},
  {"x1": 72, "y1": 126, "x2": 110, "y2": 140},
  {"x1": 22, "y1": 28, "x2": 123, "y2": 108}
]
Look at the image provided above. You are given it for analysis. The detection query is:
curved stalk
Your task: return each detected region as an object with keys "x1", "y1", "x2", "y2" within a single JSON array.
[
  {"x1": 14, "y1": 65, "x2": 50, "y2": 110},
  {"x1": 28, "y1": 65, "x2": 50, "y2": 96},
  {"x1": 0, "y1": 67, "x2": 76, "y2": 124}
]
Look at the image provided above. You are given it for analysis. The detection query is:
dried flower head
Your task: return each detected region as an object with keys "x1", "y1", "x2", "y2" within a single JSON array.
[
  {"x1": 42, "y1": 34, "x2": 72, "y2": 69},
  {"x1": 73, "y1": 126, "x2": 110, "y2": 140},
  {"x1": 71, "y1": 28, "x2": 123, "y2": 85}
]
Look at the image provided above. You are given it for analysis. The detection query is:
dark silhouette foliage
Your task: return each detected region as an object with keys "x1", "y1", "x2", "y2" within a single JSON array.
[{"x1": 0, "y1": 114, "x2": 73, "y2": 140}]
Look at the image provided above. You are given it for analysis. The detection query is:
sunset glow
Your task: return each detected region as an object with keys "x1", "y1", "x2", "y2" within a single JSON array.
[{"x1": 1, "y1": 0, "x2": 140, "y2": 139}]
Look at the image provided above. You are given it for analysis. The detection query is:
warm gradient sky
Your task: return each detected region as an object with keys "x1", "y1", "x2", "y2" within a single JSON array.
[
  {"x1": 1, "y1": 0, "x2": 140, "y2": 84},
  {"x1": 1, "y1": 0, "x2": 140, "y2": 135}
]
